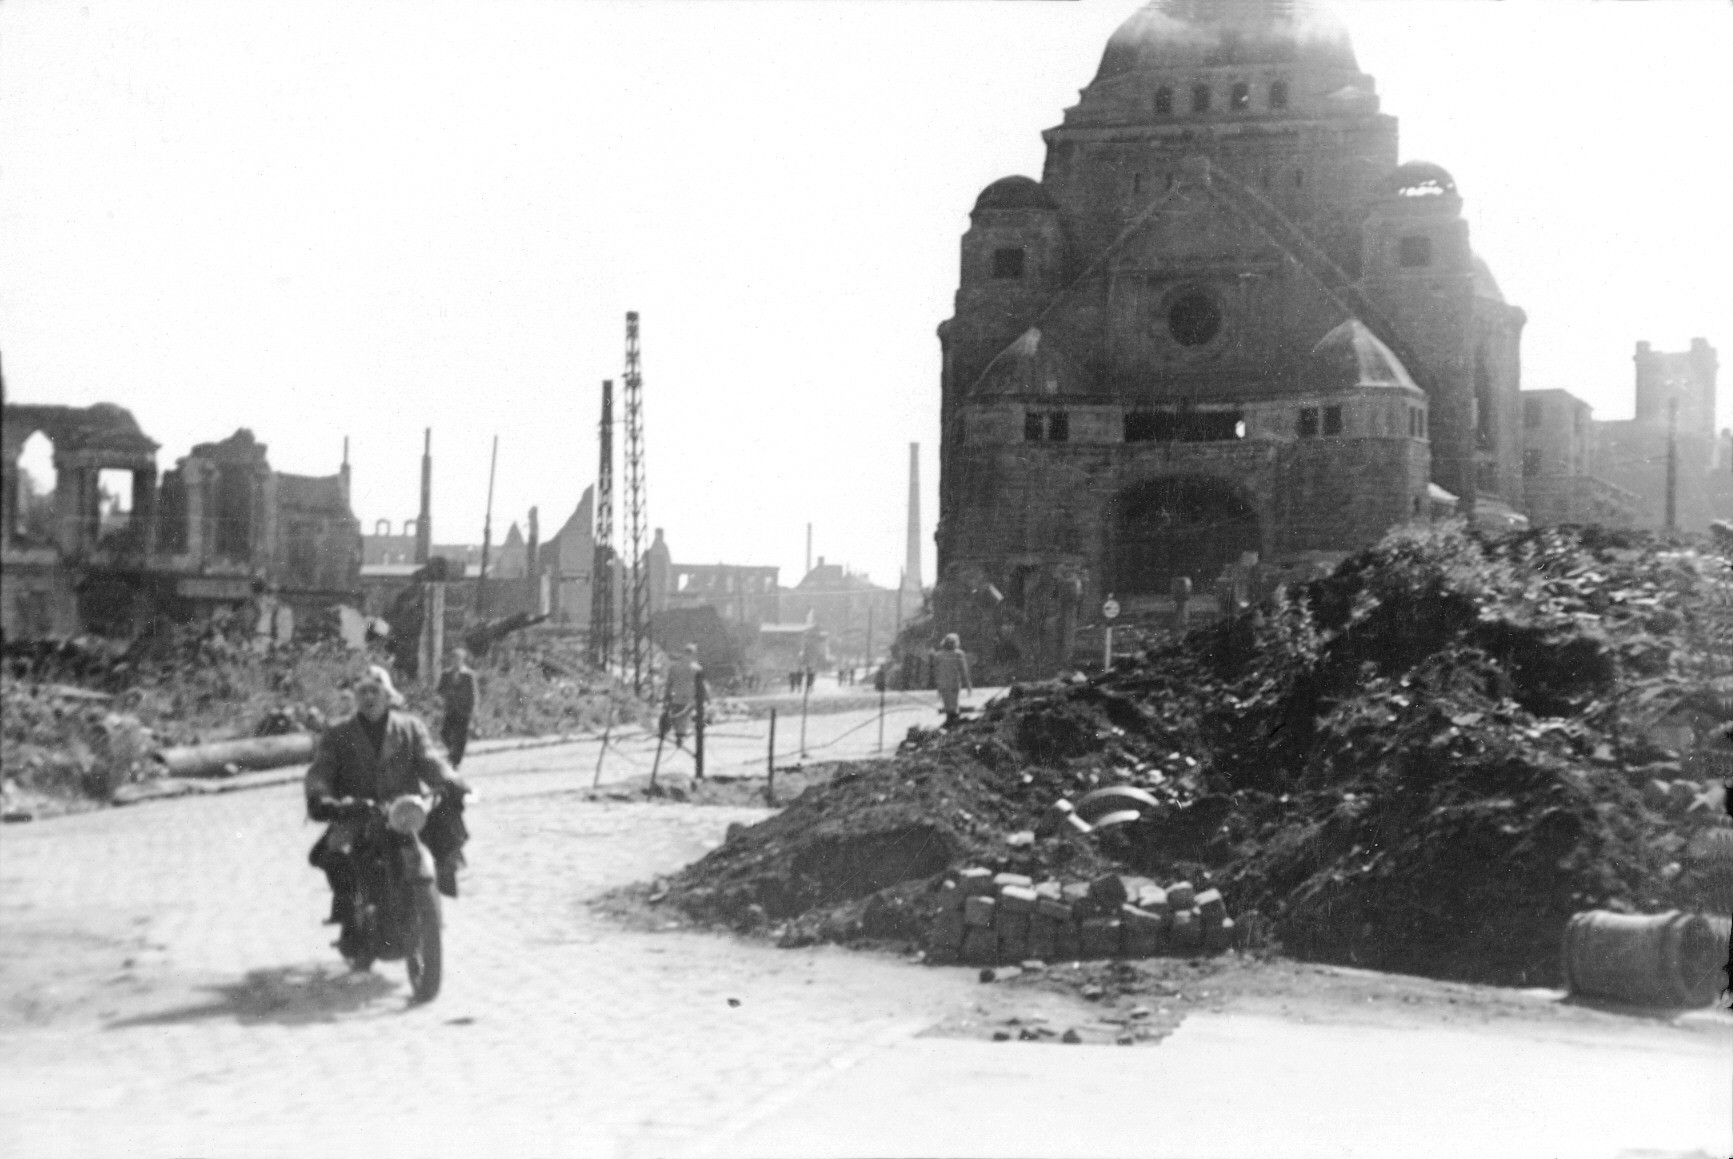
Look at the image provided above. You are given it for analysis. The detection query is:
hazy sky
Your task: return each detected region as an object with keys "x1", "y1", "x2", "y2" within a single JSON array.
[{"x1": 3, "y1": 0, "x2": 1729, "y2": 587}]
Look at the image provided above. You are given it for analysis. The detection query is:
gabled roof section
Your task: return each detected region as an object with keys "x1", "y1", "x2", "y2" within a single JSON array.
[{"x1": 963, "y1": 157, "x2": 1432, "y2": 398}]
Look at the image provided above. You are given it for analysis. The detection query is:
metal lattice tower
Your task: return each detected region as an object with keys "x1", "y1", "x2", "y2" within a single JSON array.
[
  {"x1": 589, "y1": 379, "x2": 615, "y2": 670},
  {"x1": 622, "y1": 312, "x2": 649, "y2": 693}
]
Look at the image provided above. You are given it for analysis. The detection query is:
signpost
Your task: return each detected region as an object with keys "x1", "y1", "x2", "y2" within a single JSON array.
[{"x1": 1102, "y1": 595, "x2": 1120, "y2": 672}]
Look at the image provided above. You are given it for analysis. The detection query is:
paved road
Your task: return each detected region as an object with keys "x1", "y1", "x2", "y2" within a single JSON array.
[{"x1": 4, "y1": 734, "x2": 1729, "y2": 1158}]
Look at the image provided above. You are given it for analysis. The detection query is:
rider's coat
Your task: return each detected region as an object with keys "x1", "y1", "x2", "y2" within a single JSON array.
[{"x1": 305, "y1": 711, "x2": 452, "y2": 851}]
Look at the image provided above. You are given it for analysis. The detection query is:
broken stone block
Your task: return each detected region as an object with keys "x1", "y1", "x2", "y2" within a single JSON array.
[
  {"x1": 1063, "y1": 813, "x2": 1094, "y2": 838},
  {"x1": 964, "y1": 896, "x2": 997, "y2": 928},
  {"x1": 1080, "y1": 917, "x2": 1122, "y2": 958},
  {"x1": 961, "y1": 926, "x2": 998, "y2": 964},
  {"x1": 1166, "y1": 880, "x2": 1196, "y2": 909},
  {"x1": 1195, "y1": 888, "x2": 1227, "y2": 925},
  {"x1": 935, "y1": 881, "x2": 966, "y2": 912},
  {"x1": 998, "y1": 884, "x2": 1038, "y2": 913},
  {"x1": 1171, "y1": 907, "x2": 1202, "y2": 949},
  {"x1": 1035, "y1": 897, "x2": 1073, "y2": 922},
  {"x1": 1061, "y1": 881, "x2": 1095, "y2": 912},
  {"x1": 993, "y1": 872, "x2": 1034, "y2": 891},
  {"x1": 958, "y1": 867, "x2": 997, "y2": 895},
  {"x1": 998, "y1": 931, "x2": 1028, "y2": 961},
  {"x1": 1033, "y1": 880, "x2": 1063, "y2": 902},
  {"x1": 1055, "y1": 922, "x2": 1081, "y2": 961},
  {"x1": 1027, "y1": 915, "x2": 1058, "y2": 960},
  {"x1": 1134, "y1": 885, "x2": 1169, "y2": 915},
  {"x1": 980, "y1": 965, "x2": 1022, "y2": 983},
  {"x1": 1035, "y1": 798, "x2": 1076, "y2": 837},
  {"x1": 1204, "y1": 916, "x2": 1234, "y2": 954},
  {"x1": 1088, "y1": 873, "x2": 1129, "y2": 909},
  {"x1": 994, "y1": 910, "x2": 1030, "y2": 942}
]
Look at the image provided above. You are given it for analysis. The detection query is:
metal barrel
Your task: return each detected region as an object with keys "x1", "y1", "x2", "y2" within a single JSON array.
[{"x1": 1560, "y1": 910, "x2": 1730, "y2": 1008}]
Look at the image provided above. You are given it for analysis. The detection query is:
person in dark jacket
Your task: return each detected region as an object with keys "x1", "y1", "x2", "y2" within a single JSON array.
[
  {"x1": 306, "y1": 666, "x2": 467, "y2": 934},
  {"x1": 436, "y1": 647, "x2": 479, "y2": 768}
]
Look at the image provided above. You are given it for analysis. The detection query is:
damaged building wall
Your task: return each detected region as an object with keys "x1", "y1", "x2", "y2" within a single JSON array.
[
  {"x1": 2, "y1": 404, "x2": 361, "y2": 640},
  {"x1": 934, "y1": 0, "x2": 1524, "y2": 675}
]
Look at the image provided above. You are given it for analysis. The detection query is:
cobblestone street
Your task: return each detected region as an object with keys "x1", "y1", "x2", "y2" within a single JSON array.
[
  {"x1": 5, "y1": 717, "x2": 1729, "y2": 1158},
  {"x1": 0, "y1": 727, "x2": 980, "y2": 1159}
]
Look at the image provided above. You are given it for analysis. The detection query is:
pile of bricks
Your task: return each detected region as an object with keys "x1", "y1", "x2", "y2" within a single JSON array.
[{"x1": 925, "y1": 868, "x2": 1233, "y2": 966}]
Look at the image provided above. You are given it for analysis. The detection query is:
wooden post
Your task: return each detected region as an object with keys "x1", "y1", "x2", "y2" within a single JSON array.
[
  {"x1": 693, "y1": 671, "x2": 707, "y2": 780},
  {"x1": 877, "y1": 674, "x2": 886, "y2": 753},
  {"x1": 766, "y1": 707, "x2": 777, "y2": 804},
  {"x1": 799, "y1": 670, "x2": 810, "y2": 758}
]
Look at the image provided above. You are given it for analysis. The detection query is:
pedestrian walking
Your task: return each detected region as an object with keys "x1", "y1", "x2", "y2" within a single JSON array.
[
  {"x1": 436, "y1": 647, "x2": 479, "y2": 769},
  {"x1": 662, "y1": 643, "x2": 702, "y2": 749},
  {"x1": 930, "y1": 633, "x2": 973, "y2": 728}
]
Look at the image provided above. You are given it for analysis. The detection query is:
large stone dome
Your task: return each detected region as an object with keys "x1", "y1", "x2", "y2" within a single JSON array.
[{"x1": 1094, "y1": 0, "x2": 1357, "y2": 82}]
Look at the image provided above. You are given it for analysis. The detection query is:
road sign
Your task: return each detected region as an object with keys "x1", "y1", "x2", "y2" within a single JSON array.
[{"x1": 1102, "y1": 597, "x2": 1120, "y2": 620}]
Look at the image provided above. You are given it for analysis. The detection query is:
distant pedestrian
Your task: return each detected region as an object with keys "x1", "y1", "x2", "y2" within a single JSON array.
[
  {"x1": 930, "y1": 633, "x2": 973, "y2": 728},
  {"x1": 662, "y1": 644, "x2": 702, "y2": 749},
  {"x1": 804, "y1": 667, "x2": 815, "y2": 693},
  {"x1": 436, "y1": 647, "x2": 479, "y2": 769}
]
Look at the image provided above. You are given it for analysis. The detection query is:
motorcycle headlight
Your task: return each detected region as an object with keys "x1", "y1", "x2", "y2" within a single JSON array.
[{"x1": 386, "y1": 795, "x2": 429, "y2": 835}]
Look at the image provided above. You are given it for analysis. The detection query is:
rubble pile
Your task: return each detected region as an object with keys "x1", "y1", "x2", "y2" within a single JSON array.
[{"x1": 663, "y1": 524, "x2": 1731, "y2": 985}]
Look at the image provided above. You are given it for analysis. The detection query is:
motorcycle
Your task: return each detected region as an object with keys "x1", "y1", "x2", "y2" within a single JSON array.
[{"x1": 330, "y1": 793, "x2": 445, "y2": 1003}]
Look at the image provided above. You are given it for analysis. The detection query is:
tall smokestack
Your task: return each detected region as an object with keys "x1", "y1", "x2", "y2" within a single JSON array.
[
  {"x1": 805, "y1": 523, "x2": 812, "y2": 577},
  {"x1": 904, "y1": 442, "x2": 921, "y2": 592},
  {"x1": 415, "y1": 429, "x2": 432, "y2": 564}
]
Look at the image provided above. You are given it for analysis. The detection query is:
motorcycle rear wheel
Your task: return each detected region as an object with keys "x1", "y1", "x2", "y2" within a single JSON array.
[{"x1": 405, "y1": 880, "x2": 443, "y2": 1003}]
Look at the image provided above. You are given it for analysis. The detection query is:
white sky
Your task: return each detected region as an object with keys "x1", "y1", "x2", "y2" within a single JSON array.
[{"x1": 3, "y1": 0, "x2": 1729, "y2": 586}]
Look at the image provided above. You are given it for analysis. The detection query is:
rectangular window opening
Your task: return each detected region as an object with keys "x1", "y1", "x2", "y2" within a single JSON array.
[
  {"x1": 1323, "y1": 405, "x2": 1343, "y2": 436},
  {"x1": 1298, "y1": 407, "x2": 1320, "y2": 439},
  {"x1": 1125, "y1": 409, "x2": 1244, "y2": 443},
  {"x1": 1047, "y1": 412, "x2": 1069, "y2": 442},
  {"x1": 1191, "y1": 84, "x2": 1211, "y2": 114},
  {"x1": 992, "y1": 247, "x2": 1025, "y2": 279},
  {"x1": 1024, "y1": 412, "x2": 1045, "y2": 441},
  {"x1": 1269, "y1": 79, "x2": 1290, "y2": 110},
  {"x1": 1231, "y1": 82, "x2": 1250, "y2": 111}
]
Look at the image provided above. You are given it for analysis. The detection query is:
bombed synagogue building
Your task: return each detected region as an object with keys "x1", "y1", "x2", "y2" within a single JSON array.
[{"x1": 933, "y1": 0, "x2": 1530, "y2": 677}]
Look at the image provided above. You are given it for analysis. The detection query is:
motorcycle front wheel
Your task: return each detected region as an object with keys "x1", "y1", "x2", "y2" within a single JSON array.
[{"x1": 405, "y1": 880, "x2": 443, "y2": 1003}]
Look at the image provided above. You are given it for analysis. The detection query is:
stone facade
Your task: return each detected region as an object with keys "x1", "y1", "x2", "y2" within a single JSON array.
[
  {"x1": 3, "y1": 408, "x2": 360, "y2": 638},
  {"x1": 935, "y1": 0, "x2": 1523, "y2": 676},
  {"x1": 1593, "y1": 340, "x2": 1728, "y2": 532}
]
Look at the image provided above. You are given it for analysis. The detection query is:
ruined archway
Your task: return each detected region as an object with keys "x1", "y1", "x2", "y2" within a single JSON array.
[{"x1": 1109, "y1": 476, "x2": 1260, "y2": 595}]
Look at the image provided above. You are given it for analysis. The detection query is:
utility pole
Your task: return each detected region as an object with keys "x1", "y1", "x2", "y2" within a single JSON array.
[
  {"x1": 477, "y1": 435, "x2": 498, "y2": 614},
  {"x1": 1665, "y1": 397, "x2": 1679, "y2": 532},
  {"x1": 623, "y1": 312, "x2": 649, "y2": 694},
  {"x1": 591, "y1": 380, "x2": 615, "y2": 670}
]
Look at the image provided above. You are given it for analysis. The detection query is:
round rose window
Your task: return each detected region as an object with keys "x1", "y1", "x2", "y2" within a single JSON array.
[{"x1": 1168, "y1": 291, "x2": 1223, "y2": 347}]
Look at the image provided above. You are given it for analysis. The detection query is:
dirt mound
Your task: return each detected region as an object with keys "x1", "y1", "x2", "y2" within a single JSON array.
[{"x1": 662, "y1": 524, "x2": 1733, "y2": 985}]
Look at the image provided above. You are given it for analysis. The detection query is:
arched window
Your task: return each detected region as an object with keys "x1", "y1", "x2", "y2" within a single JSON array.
[
  {"x1": 1230, "y1": 82, "x2": 1250, "y2": 111},
  {"x1": 1269, "y1": 79, "x2": 1289, "y2": 110},
  {"x1": 1191, "y1": 84, "x2": 1211, "y2": 114},
  {"x1": 1154, "y1": 86, "x2": 1173, "y2": 116}
]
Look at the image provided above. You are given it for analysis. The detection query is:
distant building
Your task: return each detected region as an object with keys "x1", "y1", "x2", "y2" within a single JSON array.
[
  {"x1": 1519, "y1": 389, "x2": 1640, "y2": 528},
  {"x1": 3, "y1": 407, "x2": 359, "y2": 638},
  {"x1": 1592, "y1": 339, "x2": 1728, "y2": 532},
  {"x1": 781, "y1": 557, "x2": 900, "y2": 665}
]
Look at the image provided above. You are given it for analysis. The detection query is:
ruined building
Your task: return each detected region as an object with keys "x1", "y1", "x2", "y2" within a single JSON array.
[
  {"x1": 3, "y1": 403, "x2": 360, "y2": 639},
  {"x1": 935, "y1": 0, "x2": 1526, "y2": 675},
  {"x1": 1594, "y1": 339, "x2": 1727, "y2": 532}
]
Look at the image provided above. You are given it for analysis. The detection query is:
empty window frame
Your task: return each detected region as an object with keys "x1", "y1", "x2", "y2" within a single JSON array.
[
  {"x1": 1231, "y1": 82, "x2": 1251, "y2": 111},
  {"x1": 1269, "y1": 79, "x2": 1290, "y2": 110},
  {"x1": 1125, "y1": 410, "x2": 1244, "y2": 443},
  {"x1": 1323, "y1": 405, "x2": 1343, "y2": 436},
  {"x1": 992, "y1": 247, "x2": 1025, "y2": 279},
  {"x1": 1025, "y1": 411, "x2": 1045, "y2": 441},
  {"x1": 1191, "y1": 83, "x2": 1211, "y2": 114},
  {"x1": 1154, "y1": 86, "x2": 1174, "y2": 116},
  {"x1": 1047, "y1": 412, "x2": 1070, "y2": 442},
  {"x1": 1398, "y1": 235, "x2": 1433, "y2": 268},
  {"x1": 1298, "y1": 407, "x2": 1320, "y2": 438}
]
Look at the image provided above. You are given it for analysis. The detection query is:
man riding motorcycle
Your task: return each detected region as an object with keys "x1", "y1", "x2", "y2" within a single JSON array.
[{"x1": 306, "y1": 666, "x2": 467, "y2": 952}]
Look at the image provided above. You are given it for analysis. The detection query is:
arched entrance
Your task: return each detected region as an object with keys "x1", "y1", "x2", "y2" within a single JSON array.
[{"x1": 1109, "y1": 476, "x2": 1261, "y2": 595}]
